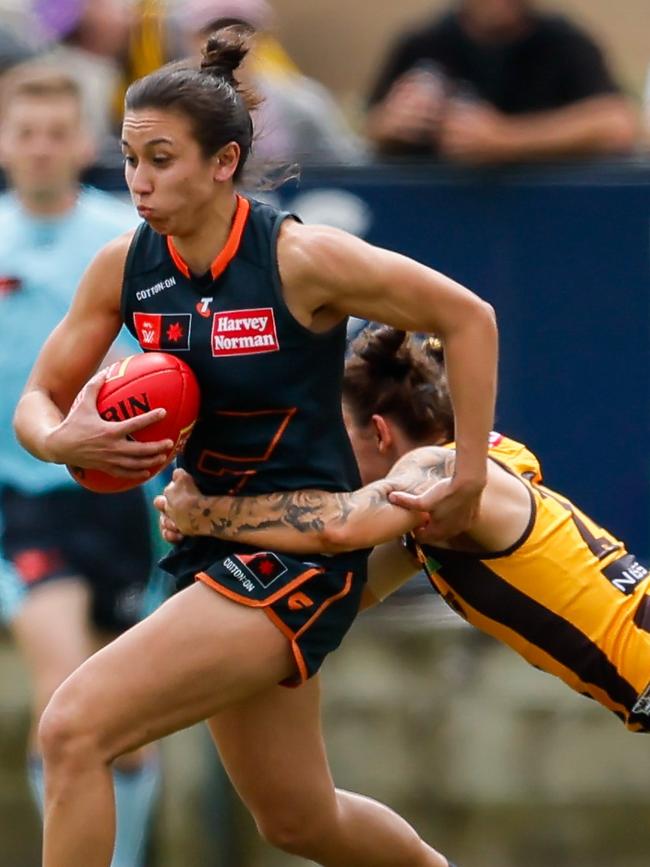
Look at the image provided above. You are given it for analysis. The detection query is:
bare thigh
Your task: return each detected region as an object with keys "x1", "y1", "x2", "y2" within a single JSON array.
[
  {"x1": 45, "y1": 582, "x2": 295, "y2": 760},
  {"x1": 208, "y1": 676, "x2": 337, "y2": 822},
  {"x1": 207, "y1": 681, "x2": 448, "y2": 867}
]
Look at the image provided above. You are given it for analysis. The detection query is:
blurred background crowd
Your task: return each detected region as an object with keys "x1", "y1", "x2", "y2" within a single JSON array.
[
  {"x1": 0, "y1": 0, "x2": 647, "y2": 166},
  {"x1": 1, "y1": 1, "x2": 650, "y2": 866}
]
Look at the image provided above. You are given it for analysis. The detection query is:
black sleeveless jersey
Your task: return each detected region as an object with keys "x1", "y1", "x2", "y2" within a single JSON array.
[{"x1": 121, "y1": 195, "x2": 362, "y2": 507}]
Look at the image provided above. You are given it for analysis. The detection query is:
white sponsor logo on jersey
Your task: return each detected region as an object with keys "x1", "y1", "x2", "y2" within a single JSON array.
[{"x1": 211, "y1": 307, "x2": 279, "y2": 357}]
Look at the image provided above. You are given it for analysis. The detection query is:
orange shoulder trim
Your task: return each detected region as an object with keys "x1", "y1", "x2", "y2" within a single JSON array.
[{"x1": 166, "y1": 194, "x2": 251, "y2": 280}]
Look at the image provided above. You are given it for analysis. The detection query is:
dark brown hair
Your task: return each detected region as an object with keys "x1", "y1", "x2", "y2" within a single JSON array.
[
  {"x1": 343, "y1": 327, "x2": 454, "y2": 443},
  {"x1": 124, "y1": 25, "x2": 260, "y2": 180}
]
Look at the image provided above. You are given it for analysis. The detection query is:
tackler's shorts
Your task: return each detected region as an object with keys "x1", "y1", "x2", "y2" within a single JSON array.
[
  {"x1": 161, "y1": 539, "x2": 368, "y2": 686},
  {"x1": 0, "y1": 485, "x2": 153, "y2": 632}
]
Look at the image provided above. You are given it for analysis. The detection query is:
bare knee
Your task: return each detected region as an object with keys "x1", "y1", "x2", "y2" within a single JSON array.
[
  {"x1": 256, "y1": 807, "x2": 334, "y2": 858},
  {"x1": 38, "y1": 682, "x2": 104, "y2": 771}
]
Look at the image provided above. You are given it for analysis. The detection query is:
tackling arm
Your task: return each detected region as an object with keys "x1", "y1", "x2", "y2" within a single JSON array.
[{"x1": 157, "y1": 447, "x2": 456, "y2": 553}]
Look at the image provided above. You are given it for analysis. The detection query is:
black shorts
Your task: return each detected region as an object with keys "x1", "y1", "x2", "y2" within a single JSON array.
[
  {"x1": 161, "y1": 538, "x2": 368, "y2": 686},
  {"x1": 1, "y1": 485, "x2": 153, "y2": 633}
]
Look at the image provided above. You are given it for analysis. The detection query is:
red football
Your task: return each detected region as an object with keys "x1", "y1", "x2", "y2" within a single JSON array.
[{"x1": 67, "y1": 352, "x2": 201, "y2": 494}]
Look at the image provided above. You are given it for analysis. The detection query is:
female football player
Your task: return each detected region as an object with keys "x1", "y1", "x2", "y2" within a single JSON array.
[
  {"x1": 159, "y1": 326, "x2": 650, "y2": 733},
  {"x1": 13, "y1": 26, "x2": 491, "y2": 867}
]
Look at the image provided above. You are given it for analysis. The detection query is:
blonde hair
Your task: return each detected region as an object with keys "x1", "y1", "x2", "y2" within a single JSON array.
[{"x1": 1, "y1": 64, "x2": 81, "y2": 115}]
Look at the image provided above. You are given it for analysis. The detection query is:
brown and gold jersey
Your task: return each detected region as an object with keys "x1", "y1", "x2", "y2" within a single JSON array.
[{"x1": 412, "y1": 432, "x2": 650, "y2": 732}]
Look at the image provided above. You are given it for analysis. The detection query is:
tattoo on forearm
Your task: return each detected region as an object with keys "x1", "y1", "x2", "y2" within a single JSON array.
[
  {"x1": 196, "y1": 489, "x2": 364, "y2": 541},
  {"x1": 385, "y1": 447, "x2": 455, "y2": 492},
  {"x1": 189, "y1": 447, "x2": 455, "y2": 542}
]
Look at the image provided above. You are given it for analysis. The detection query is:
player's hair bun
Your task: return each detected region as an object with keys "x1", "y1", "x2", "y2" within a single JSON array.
[
  {"x1": 344, "y1": 325, "x2": 454, "y2": 442},
  {"x1": 359, "y1": 327, "x2": 411, "y2": 381},
  {"x1": 200, "y1": 25, "x2": 252, "y2": 83}
]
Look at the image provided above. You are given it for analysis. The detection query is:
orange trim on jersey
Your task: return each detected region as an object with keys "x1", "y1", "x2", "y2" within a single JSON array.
[
  {"x1": 264, "y1": 607, "x2": 309, "y2": 686},
  {"x1": 193, "y1": 464, "x2": 258, "y2": 495},
  {"x1": 165, "y1": 235, "x2": 190, "y2": 278},
  {"x1": 284, "y1": 571, "x2": 353, "y2": 687},
  {"x1": 166, "y1": 194, "x2": 250, "y2": 281},
  {"x1": 201, "y1": 408, "x2": 298, "y2": 464},
  {"x1": 196, "y1": 566, "x2": 355, "y2": 687},
  {"x1": 264, "y1": 605, "x2": 295, "y2": 642},
  {"x1": 195, "y1": 565, "x2": 322, "y2": 608},
  {"x1": 227, "y1": 472, "x2": 259, "y2": 495},
  {"x1": 287, "y1": 641, "x2": 309, "y2": 686},
  {"x1": 294, "y1": 571, "x2": 354, "y2": 642},
  {"x1": 197, "y1": 407, "x2": 298, "y2": 494},
  {"x1": 172, "y1": 420, "x2": 198, "y2": 458}
]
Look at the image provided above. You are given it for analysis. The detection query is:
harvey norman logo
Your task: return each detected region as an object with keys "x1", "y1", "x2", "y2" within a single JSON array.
[{"x1": 211, "y1": 307, "x2": 279, "y2": 357}]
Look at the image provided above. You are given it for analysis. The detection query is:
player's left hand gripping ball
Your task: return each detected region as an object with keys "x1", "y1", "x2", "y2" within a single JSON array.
[{"x1": 68, "y1": 353, "x2": 200, "y2": 493}]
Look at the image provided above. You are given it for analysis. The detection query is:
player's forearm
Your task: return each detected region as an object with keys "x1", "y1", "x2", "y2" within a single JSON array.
[
  {"x1": 13, "y1": 387, "x2": 66, "y2": 462},
  {"x1": 163, "y1": 448, "x2": 456, "y2": 551},
  {"x1": 183, "y1": 489, "x2": 341, "y2": 552},
  {"x1": 499, "y1": 96, "x2": 638, "y2": 159},
  {"x1": 181, "y1": 481, "x2": 423, "y2": 553},
  {"x1": 323, "y1": 482, "x2": 425, "y2": 551},
  {"x1": 439, "y1": 301, "x2": 497, "y2": 487}
]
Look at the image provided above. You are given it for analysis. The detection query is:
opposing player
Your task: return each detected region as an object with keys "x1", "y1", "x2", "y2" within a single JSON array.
[
  {"x1": 159, "y1": 326, "x2": 650, "y2": 732},
  {"x1": 0, "y1": 66, "x2": 160, "y2": 866},
  {"x1": 14, "y1": 29, "x2": 495, "y2": 867}
]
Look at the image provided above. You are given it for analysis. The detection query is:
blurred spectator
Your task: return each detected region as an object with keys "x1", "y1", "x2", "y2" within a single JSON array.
[
  {"x1": 113, "y1": 0, "x2": 168, "y2": 137},
  {"x1": 30, "y1": 0, "x2": 167, "y2": 161},
  {"x1": 0, "y1": 64, "x2": 160, "y2": 867},
  {"x1": 31, "y1": 0, "x2": 133, "y2": 156},
  {"x1": 367, "y1": 0, "x2": 639, "y2": 163},
  {"x1": 176, "y1": 0, "x2": 367, "y2": 166}
]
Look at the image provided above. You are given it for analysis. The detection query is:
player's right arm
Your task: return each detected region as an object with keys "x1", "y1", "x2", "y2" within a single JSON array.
[
  {"x1": 13, "y1": 234, "x2": 173, "y2": 479},
  {"x1": 157, "y1": 446, "x2": 533, "y2": 554},
  {"x1": 155, "y1": 467, "x2": 428, "y2": 554},
  {"x1": 156, "y1": 447, "x2": 453, "y2": 552}
]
